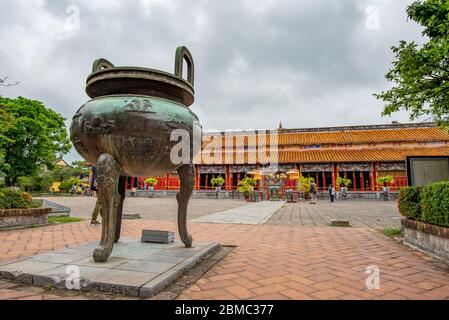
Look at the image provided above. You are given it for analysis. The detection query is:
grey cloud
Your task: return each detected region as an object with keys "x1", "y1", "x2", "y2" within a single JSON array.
[{"x1": 0, "y1": 0, "x2": 425, "y2": 161}]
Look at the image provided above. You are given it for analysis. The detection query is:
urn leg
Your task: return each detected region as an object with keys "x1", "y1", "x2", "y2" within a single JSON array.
[
  {"x1": 114, "y1": 176, "x2": 127, "y2": 243},
  {"x1": 93, "y1": 153, "x2": 121, "y2": 263},
  {"x1": 176, "y1": 164, "x2": 194, "y2": 248}
]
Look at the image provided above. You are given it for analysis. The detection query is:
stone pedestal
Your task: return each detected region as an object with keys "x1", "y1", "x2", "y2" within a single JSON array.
[{"x1": 0, "y1": 238, "x2": 219, "y2": 298}]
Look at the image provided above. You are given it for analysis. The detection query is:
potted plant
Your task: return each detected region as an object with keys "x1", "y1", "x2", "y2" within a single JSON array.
[
  {"x1": 336, "y1": 177, "x2": 351, "y2": 199},
  {"x1": 0, "y1": 188, "x2": 51, "y2": 229},
  {"x1": 298, "y1": 176, "x2": 315, "y2": 200},
  {"x1": 210, "y1": 176, "x2": 225, "y2": 199},
  {"x1": 145, "y1": 177, "x2": 158, "y2": 198},
  {"x1": 377, "y1": 176, "x2": 394, "y2": 200},
  {"x1": 238, "y1": 177, "x2": 257, "y2": 201}
]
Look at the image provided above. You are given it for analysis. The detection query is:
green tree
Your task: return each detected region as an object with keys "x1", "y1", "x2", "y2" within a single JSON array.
[
  {"x1": 0, "y1": 108, "x2": 13, "y2": 165},
  {"x1": 70, "y1": 160, "x2": 90, "y2": 179},
  {"x1": 33, "y1": 174, "x2": 54, "y2": 192},
  {"x1": 374, "y1": 0, "x2": 449, "y2": 125},
  {"x1": 17, "y1": 176, "x2": 34, "y2": 192},
  {"x1": 0, "y1": 97, "x2": 71, "y2": 186},
  {"x1": 50, "y1": 164, "x2": 73, "y2": 183}
]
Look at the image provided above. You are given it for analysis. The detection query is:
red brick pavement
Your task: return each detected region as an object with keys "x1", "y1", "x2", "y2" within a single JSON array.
[{"x1": 0, "y1": 220, "x2": 449, "y2": 300}]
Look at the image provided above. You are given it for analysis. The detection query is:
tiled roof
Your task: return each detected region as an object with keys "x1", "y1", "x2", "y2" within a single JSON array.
[
  {"x1": 202, "y1": 127, "x2": 449, "y2": 148},
  {"x1": 196, "y1": 147, "x2": 449, "y2": 165},
  {"x1": 279, "y1": 127, "x2": 449, "y2": 145}
]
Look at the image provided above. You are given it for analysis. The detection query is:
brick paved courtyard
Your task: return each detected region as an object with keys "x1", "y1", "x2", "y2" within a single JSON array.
[
  {"x1": 38, "y1": 197, "x2": 401, "y2": 230},
  {"x1": 35, "y1": 197, "x2": 247, "y2": 220},
  {"x1": 267, "y1": 200, "x2": 402, "y2": 230},
  {"x1": 0, "y1": 199, "x2": 448, "y2": 300}
]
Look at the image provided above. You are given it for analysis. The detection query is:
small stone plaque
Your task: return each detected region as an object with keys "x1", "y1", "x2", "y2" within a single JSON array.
[
  {"x1": 123, "y1": 213, "x2": 141, "y2": 220},
  {"x1": 141, "y1": 230, "x2": 175, "y2": 244},
  {"x1": 330, "y1": 219, "x2": 350, "y2": 227}
]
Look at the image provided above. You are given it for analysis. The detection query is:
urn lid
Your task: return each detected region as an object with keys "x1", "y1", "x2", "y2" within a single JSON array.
[{"x1": 86, "y1": 46, "x2": 195, "y2": 107}]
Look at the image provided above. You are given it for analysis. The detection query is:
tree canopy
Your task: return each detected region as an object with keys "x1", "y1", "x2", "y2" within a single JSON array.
[
  {"x1": 0, "y1": 97, "x2": 71, "y2": 186},
  {"x1": 374, "y1": 0, "x2": 449, "y2": 125}
]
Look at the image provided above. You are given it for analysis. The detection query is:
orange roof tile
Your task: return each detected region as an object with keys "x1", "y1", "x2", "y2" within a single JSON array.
[
  {"x1": 279, "y1": 127, "x2": 449, "y2": 146},
  {"x1": 197, "y1": 147, "x2": 449, "y2": 165},
  {"x1": 202, "y1": 127, "x2": 449, "y2": 148}
]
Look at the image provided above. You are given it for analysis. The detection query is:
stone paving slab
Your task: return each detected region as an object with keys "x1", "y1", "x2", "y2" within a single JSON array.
[
  {"x1": 0, "y1": 237, "x2": 219, "y2": 298},
  {"x1": 192, "y1": 201, "x2": 286, "y2": 225},
  {"x1": 266, "y1": 201, "x2": 402, "y2": 230}
]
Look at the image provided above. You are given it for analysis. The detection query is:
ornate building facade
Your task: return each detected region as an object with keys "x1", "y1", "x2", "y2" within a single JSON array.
[{"x1": 132, "y1": 122, "x2": 449, "y2": 192}]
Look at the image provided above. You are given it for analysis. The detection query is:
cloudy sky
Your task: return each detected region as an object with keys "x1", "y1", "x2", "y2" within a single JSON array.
[{"x1": 0, "y1": 0, "x2": 426, "y2": 161}]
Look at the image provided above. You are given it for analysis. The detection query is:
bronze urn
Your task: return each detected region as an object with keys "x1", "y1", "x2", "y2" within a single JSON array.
[{"x1": 70, "y1": 46, "x2": 201, "y2": 262}]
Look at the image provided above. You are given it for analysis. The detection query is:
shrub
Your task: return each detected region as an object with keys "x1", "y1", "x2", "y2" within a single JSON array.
[
  {"x1": 377, "y1": 175, "x2": 395, "y2": 185},
  {"x1": 210, "y1": 176, "x2": 225, "y2": 187},
  {"x1": 419, "y1": 182, "x2": 449, "y2": 227},
  {"x1": 238, "y1": 177, "x2": 257, "y2": 197},
  {"x1": 0, "y1": 188, "x2": 33, "y2": 209},
  {"x1": 145, "y1": 177, "x2": 158, "y2": 186},
  {"x1": 398, "y1": 186, "x2": 421, "y2": 219},
  {"x1": 336, "y1": 176, "x2": 351, "y2": 187},
  {"x1": 59, "y1": 178, "x2": 81, "y2": 193}
]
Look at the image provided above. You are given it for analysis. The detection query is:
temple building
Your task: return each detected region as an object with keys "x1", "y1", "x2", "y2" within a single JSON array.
[{"x1": 133, "y1": 122, "x2": 449, "y2": 192}]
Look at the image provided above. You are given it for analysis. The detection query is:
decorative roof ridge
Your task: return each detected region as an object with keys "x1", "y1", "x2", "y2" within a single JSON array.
[{"x1": 203, "y1": 122, "x2": 438, "y2": 136}]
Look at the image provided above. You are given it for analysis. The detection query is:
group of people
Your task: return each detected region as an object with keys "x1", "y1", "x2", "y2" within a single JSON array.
[{"x1": 309, "y1": 182, "x2": 338, "y2": 203}]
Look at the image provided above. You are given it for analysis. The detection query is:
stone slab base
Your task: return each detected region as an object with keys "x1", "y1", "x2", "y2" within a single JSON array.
[{"x1": 0, "y1": 238, "x2": 220, "y2": 298}]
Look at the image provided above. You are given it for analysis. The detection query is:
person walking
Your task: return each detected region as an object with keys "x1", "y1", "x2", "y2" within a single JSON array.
[
  {"x1": 310, "y1": 182, "x2": 317, "y2": 204},
  {"x1": 328, "y1": 184, "x2": 336, "y2": 203},
  {"x1": 89, "y1": 165, "x2": 102, "y2": 225}
]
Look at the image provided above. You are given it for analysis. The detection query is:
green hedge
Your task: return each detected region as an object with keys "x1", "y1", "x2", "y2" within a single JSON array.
[
  {"x1": 420, "y1": 182, "x2": 449, "y2": 227},
  {"x1": 398, "y1": 186, "x2": 421, "y2": 219},
  {"x1": 399, "y1": 182, "x2": 449, "y2": 228}
]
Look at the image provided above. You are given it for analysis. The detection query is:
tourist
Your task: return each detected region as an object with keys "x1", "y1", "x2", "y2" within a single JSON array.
[
  {"x1": 90, "y1": 165, "x2": 102, "y2": 225},
  {"x1": 328, "y1": 184, "x2": 336, "y2": 203},
  {"x1": 382, "y1": 182, "x2": 390, "y2": 201},
  {"x1": 310, "y1": 182, "x2": 317, "y2": 203}
]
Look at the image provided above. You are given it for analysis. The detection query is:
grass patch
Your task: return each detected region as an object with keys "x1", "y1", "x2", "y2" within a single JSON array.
[
  {"x1": 49, "y1": 216, "x2": 84, "y2": 224},
  {"x1": 383, "y1": 227, "x2": 402, "y2": 238}
]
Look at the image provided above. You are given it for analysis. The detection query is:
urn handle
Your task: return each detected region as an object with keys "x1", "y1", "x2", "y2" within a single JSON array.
[
  {"x1": 92, "y1": 58, "x2": 114, "y2": 73},
  {"x1": 174, "y1": 46, "x2": 194, "y2": 88}
]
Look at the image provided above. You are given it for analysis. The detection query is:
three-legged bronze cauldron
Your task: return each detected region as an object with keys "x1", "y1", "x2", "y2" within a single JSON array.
[{"x1": 70, "y1": 46, "x2": 201, "y2": 262}]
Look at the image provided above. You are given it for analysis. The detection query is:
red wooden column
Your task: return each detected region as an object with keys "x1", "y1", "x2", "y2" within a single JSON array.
[
  {"x1": 205, "y1": 173, "x2": 209, "y2": 190},
  {"x1": 352, "y1": 172, "x2": 357, "y2": 191},
  {"x1": 332, "y1": 164, "x2": 338, "y2": 188},
  {"x1": 360, "y1": 172, "x2": 365, "y2": 191},
  {"x1": 322, "y1": 172, "x2": 327, "y2": 190},
  {"x1": 315, "y1": 173, "x2": 319, "y2": 190},
  {"x1": 225, "y1": 165, "x2": 231, "y2": 191},
  {"x1": 373, "y1": 163, "x2": 378, "y2": 191},
  {"x1": 194, "y1": 166, "x2": 200, "y2": 190}
]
